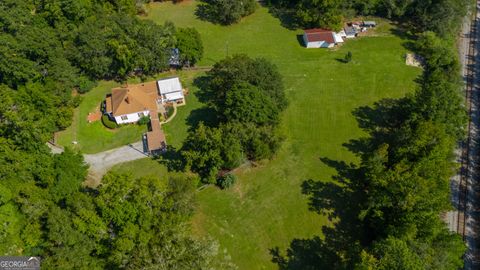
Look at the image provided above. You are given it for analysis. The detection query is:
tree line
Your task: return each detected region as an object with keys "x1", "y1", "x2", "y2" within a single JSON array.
[
  {"x1": 272, "y1": 0, "x2": 471, "y2": 269},
  {"x1": 0, "y1": 0, "x2": 224, "y2": 268},
  {"x1": 266, "y1": 0, "x2": 468, "y2": 37}
]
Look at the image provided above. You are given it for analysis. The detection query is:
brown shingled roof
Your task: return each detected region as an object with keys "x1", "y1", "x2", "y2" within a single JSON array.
[{"x1": 109, "y1": 81, "x2": 159, "y2": 117}]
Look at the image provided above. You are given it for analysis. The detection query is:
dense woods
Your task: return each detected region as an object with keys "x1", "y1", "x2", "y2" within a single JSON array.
[{"x1": 0, "y1": 0, "x2": 223, "y2": 268}]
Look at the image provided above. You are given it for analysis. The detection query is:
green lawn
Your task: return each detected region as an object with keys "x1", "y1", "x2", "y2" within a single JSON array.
[
  {"x1": 56, "y1": 71, "x2": 203, "y2": 154},
  {"x1": 111, "y1": 158, "x2": 169, "y2": 179},
  {"x1": 56, "y1": 81, "x2": 146, "y2": 154},
  {"x1": 120, "y1": 2, "x2": 422, "y2": 269}
]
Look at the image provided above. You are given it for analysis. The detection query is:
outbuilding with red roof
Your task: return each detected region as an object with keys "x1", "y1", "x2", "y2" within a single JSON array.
[{"x1": 303, "y1": 29, "x2": 338, "y2": 48}]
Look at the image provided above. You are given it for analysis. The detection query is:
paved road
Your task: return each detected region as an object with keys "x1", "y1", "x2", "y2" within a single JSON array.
[{"x1": 48, "y1": 141, "x2": 149, "y2": 187}]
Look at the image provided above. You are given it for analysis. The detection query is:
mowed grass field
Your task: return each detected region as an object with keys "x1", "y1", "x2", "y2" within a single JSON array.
[{"x1": 122, "y1": 2, "x2": 422, "y2": 269}]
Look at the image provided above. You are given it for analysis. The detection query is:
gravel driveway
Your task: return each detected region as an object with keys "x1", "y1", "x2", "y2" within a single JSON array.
[{"x1": 83, "y1": 140, "x2": 148, "y2": 186}]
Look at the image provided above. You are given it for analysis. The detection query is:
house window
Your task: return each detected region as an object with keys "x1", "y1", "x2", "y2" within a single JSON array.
[
  {"x1": 138, "y1": 112, "x2": 145, "y2": 117},
  {"x1": 121, "y1": 115, "x2": 128, "y2": 120}
]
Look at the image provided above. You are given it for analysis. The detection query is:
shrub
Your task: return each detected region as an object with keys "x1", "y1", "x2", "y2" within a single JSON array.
[
  {"x1": 71, "y1": 96, "x2": 83, "y2": 108},
  {"x1": 344, "y1": 51, "x2": 352, "y2": 63},
  {"x1": 137, "y1": 115, "x2": 151, "y2": 125},
  {"x1": 102, "y1": 114, "x2": 118, "y2": 129},
  {"x1": 76, "y1": 76, "x2": 97, "y2": 94},
  {"x1": 166, "y1": 106, "x2": 175, "y2": 118},
  {"x1": 217, "y1": 174, "x2": 236, "y2": 189}
]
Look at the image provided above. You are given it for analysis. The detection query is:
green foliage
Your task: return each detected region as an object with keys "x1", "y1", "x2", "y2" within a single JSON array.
[
  {"x1": 181, "y1": 55, "x2": 285, "y2": 183},
  {"x1": 101, "y1": 114, "x2": 118, "y2": 129},
  {"x1": 206, "y1": 54, "x2": 287, "y2": 112},
  {"x1": 176, "y1": 27, "x2": 204, "y2": 66},
  {"x1": 197, "y1": 0, "x2": 257, "y2": 25},
  {"x1": 0, "y1": 1, "x2": 233, "y2": 268},
  {"x1": 356, "y1": 237, "x2": 424, "y2": 270},
  {"x1": 296, "y1": 0, "x2": 344, "y2": 31},
  {"x1": 217, "y1": 174, "x2": 237, "y2": 189},
  {"x1": 166, "y1": 105, "x2": 175, "y2": 119},
  {"x1": 137, "y1": 115, "x2": 151, "y2": 125},
  {"x1": 267, "y1": 0, "x2": 468, "y2": 38},
  {"x1": 345, "y1": 51, "x2": 353, "y2": 63},
  {"x1": 50, "y1": 148, "x2": 89, "y2": 202},
  {"x1": 76, "y1": 75, "x2": 97, "y2": 94},
  {"x1": 224, "y1": 82, "x2": 280, "y2": 125},
  {"x1": 71, "y1": 15, "x2": 175, "y2": 79},
  {"x1": 183, "y1": 123, "x2": 223, "y2": 183}
]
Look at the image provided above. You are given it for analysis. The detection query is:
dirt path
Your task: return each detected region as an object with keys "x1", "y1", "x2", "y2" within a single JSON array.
[{"x1": 160, "y1": 105, "x2": 178, "y2": 124}]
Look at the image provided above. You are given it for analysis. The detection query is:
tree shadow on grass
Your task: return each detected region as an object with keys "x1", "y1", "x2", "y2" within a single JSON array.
[
  {"x1": 155, "y1": 145, "x2": 184, "y2": 172},
  {"x1": 189, "y1": 74, "x2": 220, "y2": 130},
  {"x1": 186, "y1": 107, "x2": 218, "y2": 131},
  {"x1": 270, "y1": 157, "x2": 368, "y2": 269},
  {"x1": 193, "y1": 75, "x2": 215, "y2": 104},
  {"x1": 194, "y1": 3, "x2": 216, "y2": 24},
  {"x1": 266, "y1": 6, "x2": 300, "y2": 30},
  {"x1": 389, "y1": 24, "x2": 417, "y2": 52},
  {"x1": 271, "y1": 97, "x2": 410, "y2": 269}
]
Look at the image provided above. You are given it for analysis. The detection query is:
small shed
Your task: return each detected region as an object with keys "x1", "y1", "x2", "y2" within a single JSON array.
[
  {"x1": 344, "y1": 26, "x2": 358, "y2": 39},
  {"x1": 363, "y1": 21, "x2": 377, "y2": 28},
  {"x1": 303, "y1": 29, "x2": 337, "y2": 48}
]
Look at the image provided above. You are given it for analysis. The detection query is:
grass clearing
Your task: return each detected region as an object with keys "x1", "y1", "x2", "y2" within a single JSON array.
[
  {"x1": 56, "y1": 81, "x2": 146, "y2": 154},
  {"x1": 56, "y1": 70, "x2": 203, "y2": 154},
  {"x1": 111, "y1": 158, "x2": 169, "y2": 179},
  {"x1": 119, "y1": 2, "x2": 421, "y2": 269}
]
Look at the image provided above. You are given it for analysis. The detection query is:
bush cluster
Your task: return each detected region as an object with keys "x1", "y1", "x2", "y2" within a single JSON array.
[{"x1": 102, "y1": 114, "x2": 118, "y2": 129}]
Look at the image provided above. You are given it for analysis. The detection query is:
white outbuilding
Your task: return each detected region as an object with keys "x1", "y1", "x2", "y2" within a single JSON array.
[
  {"x1": 303, "y1": 29, "x2": 337, "y2": 48},
  {"x1": 157, "y1": 77, "x2": 185, "y2": 104}
]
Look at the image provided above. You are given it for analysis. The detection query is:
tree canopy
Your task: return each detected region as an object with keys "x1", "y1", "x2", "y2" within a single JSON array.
[
  {"x1": 176, "y1": 27, "x2": 204, "y2": 66},
  {"x1": 197, "y1": 0, "x2": 257, "y2": 25},
  {"x1": 267, "y1": 0, "x2": 467, "y2": 38},
  {"x1": 181, "y1": 55, "x2": 286, "y2": 183},
  {"x1": 0, "y1": 0, "x2": 221, "y2": 268}
]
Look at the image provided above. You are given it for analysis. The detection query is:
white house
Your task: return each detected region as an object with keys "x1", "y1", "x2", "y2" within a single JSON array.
[
  {"x1": 157, "y1": 77, "x2": 185, "y2": 104},
  {"x1": 104, "y1": 80, "x2": 169, "y2": 153},
  {"x1": 105, "y1": 82, "x2": 158, "y2": 125},
  {"x1": 303, "y1": 29, "x2": 337, "y2": 48}
]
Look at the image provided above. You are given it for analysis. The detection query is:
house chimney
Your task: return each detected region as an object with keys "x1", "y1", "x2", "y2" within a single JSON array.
[{"x1": 125, "y1": 96, "x2": 130, "y2": 104}]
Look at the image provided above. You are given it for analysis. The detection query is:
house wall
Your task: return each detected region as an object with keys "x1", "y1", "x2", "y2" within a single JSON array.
[
  {"x1": 114, "y1": 110, "x2": 150, "y2": 124},
  {"x1": 322, "y1": 42, "x2": 334, "y2": 48},
  {"x1": 306, "y1": 40, "x2": 326, "y2": 48},
  {"x1": 160, "y1": 91, "x2": 185, "y2": 103}
]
